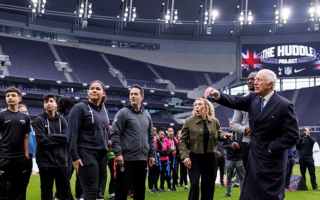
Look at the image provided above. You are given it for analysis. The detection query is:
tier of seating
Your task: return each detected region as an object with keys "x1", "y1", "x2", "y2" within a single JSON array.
[
  {"x1": 0, "y1": 36, "x2": 228, "y2": 90},
  {"x1": 0, "y1": 36, "x2": 65, "y2": 81}
]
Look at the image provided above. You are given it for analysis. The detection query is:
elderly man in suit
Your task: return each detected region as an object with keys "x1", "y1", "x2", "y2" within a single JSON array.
[{"x1": 205, "y1": 69, "x2": 299, "y2": 200}]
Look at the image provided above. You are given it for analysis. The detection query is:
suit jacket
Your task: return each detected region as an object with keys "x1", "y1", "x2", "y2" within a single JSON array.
[{"x1": 215, "y1": 92, "x2": 299, "y2": 200}]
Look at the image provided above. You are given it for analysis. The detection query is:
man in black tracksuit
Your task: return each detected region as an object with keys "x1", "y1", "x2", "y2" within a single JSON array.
[
  {"x1": 297, "y1": 128, "x2": 318, "y2": 190},
  {"x1": 32, "y1": 95, "x2": 73, "y2": 200},
  {"x1": 0, "y1": 87, "x2": 31, "y2": 200},
  {"x1": 111, "y1": 84, "x2": 155, "y2": 200}
]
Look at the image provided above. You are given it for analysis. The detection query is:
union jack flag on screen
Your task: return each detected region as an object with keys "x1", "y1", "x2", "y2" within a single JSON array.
[{"x1": 241, "y1": 49, "x2": 262, "y2": 70}]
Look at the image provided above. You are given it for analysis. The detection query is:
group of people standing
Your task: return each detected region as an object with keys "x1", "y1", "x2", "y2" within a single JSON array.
[
  {"x1": 0, "y1": 68, "x2": 317, "y2": 200},
  {"x1": 147, "y1": 127, "x2": 187, "y2": 192},
  {"x1": 0, "y1": 81, "x2": 154, "y2": 200}
]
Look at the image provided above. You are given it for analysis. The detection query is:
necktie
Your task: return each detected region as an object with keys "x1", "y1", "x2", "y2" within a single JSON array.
[{"x1": 260, "y1": 98, "x2": 265, "y2": 112}]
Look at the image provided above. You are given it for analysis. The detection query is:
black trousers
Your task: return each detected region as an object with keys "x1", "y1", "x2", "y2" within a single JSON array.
[
  {"x1": 78, "y1": 149, "x2": 107, "y2": 200},
  {"x1": 66, "y1": 154, "x2": 83, "y2": 199},
  {"x1": 0, "y1": 157, "x2": 30, "y2": 200},
  {"x1": 179, "y1": 161, "x2": 188, "y2": 186},
  {"x1": 216, "y1": 155, "x2": 225, "y2": 185},
  {"x1": 56, "y1": 158, "x2": 75, "y2": 200},
  {"x1": 98, "y1": 162, "x2": 108, "y2": 199},
  {"x1": 188, "y1": 153, "x2": 217, "y2": 200},
  {"x1": 299, "y1": 158, "x2": 318, "y2": 189},
  {"x1": 108, "y1": 158, "x2": 116, "y2": 195},
  {"x1": 285, "y1": 158, "x2": 295, "y2": 188},
  {"x1": 148, "y1": 164, "x2": 159, "y2": 190},
  {"x1": 75, "y1": 173, "x2": 83, "y2": 198},
  {"x1": 39, "y1": 167, "x2": 73, "y2": 200},
  {"x1": 21, "y1": 156, "x2": 33, "y2": 200},
  {"x1": 115, "y1": 160, "x2": 147, "y2": 200},
  {"x1": 66, "y1": 167, "x2": 83, "y2": 199},
  {"x1": 159, "y1": 160, "x2": 171, "y2": 190}
]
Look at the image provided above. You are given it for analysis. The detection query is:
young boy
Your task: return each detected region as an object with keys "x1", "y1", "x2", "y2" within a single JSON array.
[
  {"x1": 0, "y1": 87, "x2": 31, "y2": 200},
  {"x1": 32, "y1": 95, "x2": 72, "y2": 200}
]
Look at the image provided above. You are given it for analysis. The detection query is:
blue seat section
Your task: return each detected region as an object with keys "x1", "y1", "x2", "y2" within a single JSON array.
[
  {"x1": 55, "y1": 45, "x2": 121, "y2": 86},
  {"x1": 152, "y1": 65, "x2": 228, "y2": 90},
  {"x1": 152, "y1": 65, "x2": 207, "y2": 90},
  {"x1": 105, "y1": 54, "x2": 168, "y2": 89},
  {"x1": 106, "y1": 54, "x2": 156, "y2": 82},
  {"x1": 0, "y1": 36, "x2": 66, "y2": 81}
]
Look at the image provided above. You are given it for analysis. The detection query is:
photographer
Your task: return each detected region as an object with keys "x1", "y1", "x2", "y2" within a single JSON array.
[{"x1": 297, "y1": 128, "x2": 318, "y2": 190}]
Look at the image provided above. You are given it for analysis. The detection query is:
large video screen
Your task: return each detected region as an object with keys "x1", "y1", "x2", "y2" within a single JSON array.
[{"x1": 241, "y1": 43, "x2": 320, "y2": 78}]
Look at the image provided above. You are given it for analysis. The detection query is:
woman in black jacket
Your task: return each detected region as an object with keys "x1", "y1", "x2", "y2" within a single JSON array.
[{"x1": 69, "y1": 80, "x2": 110, "y2": 200}]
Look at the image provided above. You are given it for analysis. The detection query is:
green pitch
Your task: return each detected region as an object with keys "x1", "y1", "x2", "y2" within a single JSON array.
[{"x1": 26, "y1": 166, "x2": 320, "y2": 199}]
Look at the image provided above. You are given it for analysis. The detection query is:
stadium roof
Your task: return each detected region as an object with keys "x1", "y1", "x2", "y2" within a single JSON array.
[{"x1": 0, "y1": 0, "x2": 315, "y2": 39}]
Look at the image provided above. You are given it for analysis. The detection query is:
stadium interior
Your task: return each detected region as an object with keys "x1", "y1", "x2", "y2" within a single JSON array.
[{"x1": 0, "y1": 1, "x2": 320, "y2": 199}]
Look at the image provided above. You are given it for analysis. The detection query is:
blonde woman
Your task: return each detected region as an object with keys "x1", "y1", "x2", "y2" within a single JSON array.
[{"x1": 179, "y1": 97, "x2": 225, "y2": 200}]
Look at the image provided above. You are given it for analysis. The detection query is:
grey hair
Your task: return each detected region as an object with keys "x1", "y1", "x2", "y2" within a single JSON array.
[{"x1": 258, "y1": 69, "x2": 277, "y2": 89}]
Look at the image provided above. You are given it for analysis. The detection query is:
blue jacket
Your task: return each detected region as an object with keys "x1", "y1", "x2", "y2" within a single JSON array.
[{"x1": 28, "y1": 126, "x2": 37, "y2": 158}]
